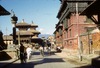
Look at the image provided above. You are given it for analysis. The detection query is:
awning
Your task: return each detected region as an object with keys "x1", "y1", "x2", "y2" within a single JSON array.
[{"x1": 0, "y1": 5, "x2": 10, "y2": 16}]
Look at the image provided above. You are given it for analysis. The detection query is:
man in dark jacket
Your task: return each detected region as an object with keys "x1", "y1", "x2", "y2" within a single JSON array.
[{"x1": 19, "y1": 43, "x2": 26, "y2": 63}]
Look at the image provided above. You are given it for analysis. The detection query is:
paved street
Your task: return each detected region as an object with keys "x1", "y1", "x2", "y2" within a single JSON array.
[
  {"x1": 1, "y1": 50, "x2": 94, "y2": 68},
  {"x1": 3, "y1": 50, "x2": 79, "y2": 68}
]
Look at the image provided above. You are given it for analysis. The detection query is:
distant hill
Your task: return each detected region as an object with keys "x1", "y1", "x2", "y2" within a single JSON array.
[{"x1": 38, "y1": 34, "x2": 53, "y2": 39}]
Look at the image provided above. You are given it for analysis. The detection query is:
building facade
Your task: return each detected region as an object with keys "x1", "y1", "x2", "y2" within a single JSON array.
[{"x1": 54, "y1": 0, "x2": 96, "y2": 54}]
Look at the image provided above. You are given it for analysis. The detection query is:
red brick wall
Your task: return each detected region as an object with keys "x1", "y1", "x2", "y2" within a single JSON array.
[
  {"x1": 92, "y1": 33, "x2": 100, "y2": 51},
  {"x1": 63, "y1": 14, "x2": 96, "y2": 52},
  {"x1": 80, "y1": 35, "x2": 90, "y2": 54}
]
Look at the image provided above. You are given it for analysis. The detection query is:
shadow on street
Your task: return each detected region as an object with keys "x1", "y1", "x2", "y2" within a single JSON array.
[
  {"x1": 0, "y1": 51, "x2": 99, "y2": 68},
  {"x1": 0, "y1": 51, "x2": 65, "y2": 68}
]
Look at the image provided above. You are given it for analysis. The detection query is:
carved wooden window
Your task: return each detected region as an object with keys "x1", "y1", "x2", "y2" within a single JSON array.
[
  {"x1": 59, "y1": 28, "x2": 62, "y2": 35},
  {"x1": 63, "y1": 18, "x2": 68, "y2": 30}
]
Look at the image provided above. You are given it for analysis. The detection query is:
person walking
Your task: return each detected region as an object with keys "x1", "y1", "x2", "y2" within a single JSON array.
[
  {"x1": 47, "y1": 40, "x2": 51, "y2": 55},
  {"x1": 26, "y1": 46, "x2": 33, "y2": 60},
  {"x1": 39, "y1": 46, "x2": 44, "y2": 57},
  {"x1": 19, "y1": 43, "x2": 26, "y2": 64}
]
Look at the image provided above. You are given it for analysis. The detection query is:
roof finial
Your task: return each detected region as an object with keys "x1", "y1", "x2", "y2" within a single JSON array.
[
  {"x1": 22, "y1": 19, "x2": 24, "y2": 23},
  {"x1": 32, "y1": 21, "x2": 34, "y2": 24}
]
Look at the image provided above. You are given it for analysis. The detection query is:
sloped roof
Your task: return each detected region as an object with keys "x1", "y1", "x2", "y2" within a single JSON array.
[
  {"x1": 57, "y1": 0, "x2": 93, "y2": 18},
  {"x1": 0, "y1": 5, "x2": 10, "y2": 16},
  {"x1": 3, "y1": 35, "x2": 13, "y2": 40},
  {"x1": 29, "y1": 30, "x2": 40, "y2": 34},
  {"x1": 16, "y1": 21, "x2": 30, "y2": 27},
  {"x1": 80, "y1": 0, "x2": 100, "y2": 15},
  {"x1": 30, "y1": 21, "x2": 38, "y2": 27},
  {"x1": 31, "y1": 37, "x2": 43, "y2": 43},
  {"x1": 16, "y1": 31, "x2": 33, "y2": 35}
]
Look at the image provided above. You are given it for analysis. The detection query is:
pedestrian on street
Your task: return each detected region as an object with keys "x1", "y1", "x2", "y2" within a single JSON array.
[
  {"x1": 19, "y1": 43, "x2": 26, "y2": 64},
  {"x1": 47, "y1": 46, "x2": 51, "y2": 55},
  {"x1": 47, "y1": 40, "x2": 51, "y2": 55},
  {"x1": 39, "y1": 46, "x2": 44, "y2": 57},
  {"x1": 26, "y1": 46, "x2": 33, "y2": 60}
]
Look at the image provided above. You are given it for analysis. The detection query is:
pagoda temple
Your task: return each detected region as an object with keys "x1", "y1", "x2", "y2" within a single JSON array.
[{"x1": 16, "y1": 20, "x2": 41, "y2": 45}]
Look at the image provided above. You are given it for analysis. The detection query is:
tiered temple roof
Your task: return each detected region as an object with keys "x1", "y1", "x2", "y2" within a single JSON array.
[
  {"x1": 15, "y1": 20, "x2": 41, "y2": 44},
  {"x1": 16, "y1": 20, "x2": 40, "y2": 36}
]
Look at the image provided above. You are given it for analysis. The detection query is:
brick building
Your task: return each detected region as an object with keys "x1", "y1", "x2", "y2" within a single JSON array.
[
  {"x1": 54, "y1": 0, "x2": 96, "y2": 54},
  {"x1": 80, "y1": 0, "x2": 100, "y2": 55}
]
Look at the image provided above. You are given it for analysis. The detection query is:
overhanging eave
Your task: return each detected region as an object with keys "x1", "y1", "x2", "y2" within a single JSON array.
[
  {"x1": 0, "y1": 5, "x2": 10, "y2": 16},
  {"x1": 80, "y1": 0, "x2": 100, "y2": 16}
]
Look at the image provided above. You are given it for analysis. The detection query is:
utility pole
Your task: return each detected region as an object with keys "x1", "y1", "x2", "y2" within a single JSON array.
[{"x1": 76, "y1": 2, "x2": 82, "y2": 61}]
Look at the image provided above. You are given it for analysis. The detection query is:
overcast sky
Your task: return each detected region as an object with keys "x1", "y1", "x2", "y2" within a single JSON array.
[{"x1": 0, "y1": 0, "x2": 61, "y2": 35}]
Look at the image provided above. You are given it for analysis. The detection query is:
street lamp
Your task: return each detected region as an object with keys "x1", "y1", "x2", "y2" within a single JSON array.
[{"x1": 11, "y1": 13, "x2": 18, "y2": 44}]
